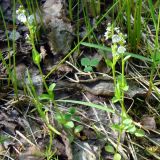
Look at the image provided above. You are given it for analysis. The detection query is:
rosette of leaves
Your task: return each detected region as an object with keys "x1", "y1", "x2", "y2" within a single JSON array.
[{"x1": 81, "y1": 57, "x2": 99, "y2": 72}]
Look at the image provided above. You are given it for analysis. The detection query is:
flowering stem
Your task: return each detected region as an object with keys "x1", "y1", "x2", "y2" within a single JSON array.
[
  {"x1": 121, "y1": 55, "x2": 127, "y2": 118},
  {"x1": 112, "y1": 59, "x2": 117, "y2": 87}
]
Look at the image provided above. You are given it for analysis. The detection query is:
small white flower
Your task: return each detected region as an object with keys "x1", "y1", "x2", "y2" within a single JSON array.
[
  {"x1": 104, "y1": 31, "x2": 109, "y2": 40},
  {"x1": 121, "y1": 39, "x2": 126, "y2": 44},
  {"x1": 16, "y1": 5, "x2": 25, "y2": 14},
  {"x1": 112, "y1": 34, "x2": 121, "y2": 43},
  {"x1": 114, "y1": 27, "x2": 120, "y2": 33},
  {"x1": 106, "y1": 26, "x2": 112, "y2": 32},
  {"x1": 17, "y1": 13, "x2": 27, "y2": 23},
  {"x1": 28, "y1": 15, "x2": 34, "y2": 24},
  {"x1": 16, "y1": 9, "x2": 19, "y2": 14},
  {"x1": 25, "y1": 34, "x2": 29, "y2": 39},
  {"x1": 117, "y1": 46, "x2": 126, "y2": 54},
  {"x1": 9, "y1": 30, "x2": 21, "y2": 41}
]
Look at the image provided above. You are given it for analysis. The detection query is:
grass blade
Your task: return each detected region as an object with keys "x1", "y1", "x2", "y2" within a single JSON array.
[
  {"x1": 57, "y1": 99, "x2": 115, "y2": 113},
  {"x1": 81, "y1": 42, "x2": 152, "y2": 62}
]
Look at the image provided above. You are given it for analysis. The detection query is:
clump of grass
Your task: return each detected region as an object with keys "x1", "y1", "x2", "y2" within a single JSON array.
[{"x1": 146, "y1": 4, "x2": 160, "y2": 100}]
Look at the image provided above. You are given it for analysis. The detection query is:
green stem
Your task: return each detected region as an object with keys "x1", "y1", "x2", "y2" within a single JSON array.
[
  {"x1": 147, "y1": 64, "x2": 155, "y2": 99},
  {"x1": 115, "y1": 128, "x2": 123, "y2": 154},
  {"x1": 121, "y1": 56, "x2": 127, "y2": 117},
  {"x1": 112, "y1": 59, "x2": 117, "y2": 87}
]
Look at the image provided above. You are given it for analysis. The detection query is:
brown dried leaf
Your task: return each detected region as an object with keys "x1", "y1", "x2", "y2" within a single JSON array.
[
  {"x1": 141, "y1": 116, "x2": 156, "y2": 130},
  {"x1": 19, "y1": 145, "x2": 44, "y2": 160},
  {"x1": 57, "y1": 64, "x2": 73, "y2": 73}
]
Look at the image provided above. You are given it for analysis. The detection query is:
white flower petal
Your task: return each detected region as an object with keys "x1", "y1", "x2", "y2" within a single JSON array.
[
  {"x1": 17, "y1": 13, "x2": 27, "y2": 23},
  {"x1": 112, "y1": 34, "x2": 121, "y2": 43},
  {"x1": 117, "y1": 46, "x2": 126, "y2": 54},
  {"x1": 28, "y1": 15, "x2": 34, "y2": 24},
  {"x1": 104, "y1": 31, "x2": 109, "y2": 40},
  {"x1": 9, "y1": 30, "x2": 21, "y2": 41},
  {"x1": 114, "y1": 27, "x2": 120, "y2": 33}
]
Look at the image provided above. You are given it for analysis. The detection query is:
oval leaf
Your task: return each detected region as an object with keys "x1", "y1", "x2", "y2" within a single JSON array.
[
  {"x1": 49, "y1": 83, "x2": 56, "y2": 92},
  {"x1": 64, "y1": 121, "x2": 74, "y2": 128},
  {"x1": 114, "y1": 153, "x2": 121, "y2": 160},
  {"x1": 81, "y1": 58, "x2": 90, "y2": 66},
  {"x1": 84, "y1": 66, "x2": 93, "y2": 72},
  {"x1": 74, "y1": 125, "x2": 84, "y2": 134},
  {"x1": 123, "y1": 118, "x2": 132, "y2": 125},
  {"x1": 105, "y1": 145, "x2": 115, "y2": 153},
  {"x1": 135, "y1": 129, "x2": 145, "y2": 137},
  {"x1": 90, "y1": 58, "x2": 99, "y2": 66}
]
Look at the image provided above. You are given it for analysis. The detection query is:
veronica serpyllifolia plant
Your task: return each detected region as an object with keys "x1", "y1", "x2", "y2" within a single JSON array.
[
  {"x1": 104, "y1": 23, "x2": 128, "y2": 115},
  {"x1": 16, "y1": 6, "x2": 61, "y2": 138},
  {"x1": 104, "y1": 23, "x2": 144, "y2": 155},
  {"x1": 16, "y1": 5, "x2": 41, "y2": 65}
]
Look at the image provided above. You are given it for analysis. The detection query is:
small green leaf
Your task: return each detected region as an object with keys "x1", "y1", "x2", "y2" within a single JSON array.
[
  {"x1": 123, "y1": 118, "x2": 132, "y2": 125},
  {"x1": 68, "y1": 107, "x2": 76, "y2": 115},
  {"x1": 55, "y1": 114, "x2": 65, "y2": 124},
  {"x1": 74, "y1": 125, "x2": 84, "y2": 133},
  {"x1": 90, "y1": 58, "x2": 99, "y2": 66},
  {"x1": 38, "y1": 94, "x2": 51, "y2": 100},
  {"x1": 32, "y1": 49, "x2": 41, "y2": 65},
  {"x1": 105, "y1": 145, "x2": 115, "y2": 153},
  {"x1": 112, "y1": 97, "x2": 118, "y2": 103},
  {"x1": 48, "y1": 83, "x2": 56, "y2": 92},
  {"x1": 135, "y1": 129, "x2": 145, "y2": 137},
  {"x1": 123, "y1": 55, "x2": 131, "y2": 61},
  {"x1": 64, "y1": 113, "x2": 72, "y2": 121},
  {"x1": 126, "y1": 125, "x2": 136, "y2": 133},
  {"x1": 111, "y1": 124, "x2": 122, "y2": 131},
  {"x1": 68, "y1": 135, "x2": 74, "y2": 143},
  {"x1": 105, "y1": 59, "x2": 113, "y2": 68},
  {"x1": 74, "y1": 116, "x2": 81, "y2": 122},
  {"x1": 84, "y1": 66, "x2": 93, "y2": 72},
  {"x1": 81, "y1": 58, "x2": 90, "y2": 66},
  {"x1": 114, "y1": 153, "x2": 121, "y2": 160},
  {"x1": 64, "y1": 121, "x2": 74, "y2": 128}
]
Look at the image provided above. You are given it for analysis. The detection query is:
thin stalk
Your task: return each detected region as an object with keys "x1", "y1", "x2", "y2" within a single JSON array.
[
  {"x1": 126, "y1": 0, "x2": 131, "y2": 45},
  {"x1": 115, "y1": 128, "x2": 123, "y2": 154},
  {"x1": 68, "y1": 0, "x2": 73, "y2": 20},
  {"x1": 121, "y1": 56, "x2": 127, "y2": 117},
  {"x1": 112, "y1": 60, "x2": 117, "y2": 87},
  {"x1": 146, "y1": 63, "x2": 155, "y2": 99},
  {"x1": 37, "y1": 64, "x2": 48, "y2": 91},
  {"x1": 48, "y1": 124, "x2": 53, "y2": 155},
  {"x1": 76, "y1": 0, "x2": 80, "y2": 55},
  {"x1": 147, "y1": 8, "x2": 160, "y2": 99},
  {"x1": 12, "y1": 0, "x2": 19, "y2": 100},
  {"x1": 0, "y1": 7, "x2": 11, "y2": 86}
]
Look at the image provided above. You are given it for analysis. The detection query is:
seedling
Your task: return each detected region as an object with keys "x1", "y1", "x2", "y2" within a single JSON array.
[
  {"x1": 81, "y1": 57, "x2": 99, "y2": 72},
  {"x1": 111, "y1": 117, "x2": 145, "y2": 137},
  {"x1": 55, "y1": 107, "x2": 83, "y2": 133}
]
